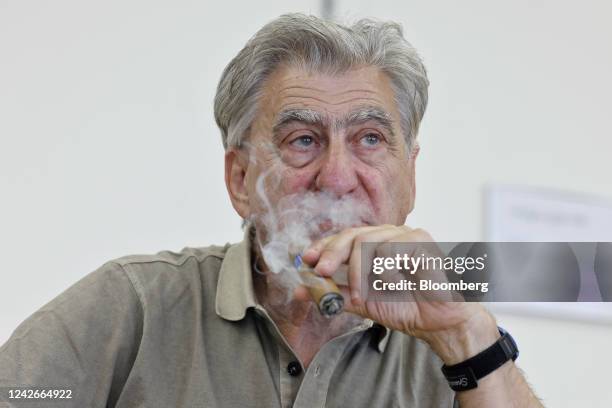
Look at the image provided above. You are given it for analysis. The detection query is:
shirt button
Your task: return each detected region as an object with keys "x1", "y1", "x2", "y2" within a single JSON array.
[{"x1": 287, "y1": 361, "x2": 302, "y2": 377}]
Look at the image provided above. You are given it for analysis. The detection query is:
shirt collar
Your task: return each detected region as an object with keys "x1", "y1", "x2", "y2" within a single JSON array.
[
  {"x1": 373, "y1": 323, "x2": 391, "y2": 353},
  {"x1": 214, "y1": 227, "x2": 257, "y2": 321},
  {"x1": 214, "y1": 225, "x2": 390, "y2": 353}
]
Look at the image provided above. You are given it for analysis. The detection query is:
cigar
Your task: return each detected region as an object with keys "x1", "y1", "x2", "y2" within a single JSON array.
[{"x1": 293, "y1": 254, "x2": 344, "y2": 317}]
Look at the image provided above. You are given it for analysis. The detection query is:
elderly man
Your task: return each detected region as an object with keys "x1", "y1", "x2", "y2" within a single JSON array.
[{"x1": 0, "y1": 13, "x2": 542, "y2": 407}]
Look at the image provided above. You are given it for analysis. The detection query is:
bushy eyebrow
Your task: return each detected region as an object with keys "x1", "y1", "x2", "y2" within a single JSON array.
[
  {"x1": 272, "y1": 106, "x2": 396, "y2": 143},
  {"x1": 342, "y1": 107, "x2": 395, "y2": 137},
  {"x1": 274, "y1": 109, "x2": 326, "y2": 131}
]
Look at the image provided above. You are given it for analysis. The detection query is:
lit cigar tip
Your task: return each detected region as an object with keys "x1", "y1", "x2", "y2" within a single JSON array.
[{"x1": 319, "y1": 293, "x2": 344, "y2": 317}]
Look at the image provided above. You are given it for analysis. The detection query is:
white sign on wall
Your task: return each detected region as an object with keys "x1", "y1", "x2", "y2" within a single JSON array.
[{"x1": 484, "y1": 184, "x2": 612, "y2": 323}]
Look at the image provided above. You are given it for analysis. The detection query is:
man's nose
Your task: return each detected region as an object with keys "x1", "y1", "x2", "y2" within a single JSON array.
[{"x1": 315, "y1": 144, "x2": 359, "y2": 196}]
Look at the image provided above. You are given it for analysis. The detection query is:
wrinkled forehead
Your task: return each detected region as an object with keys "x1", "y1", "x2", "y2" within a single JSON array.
[{"x1": 250, "y1": 64, "x2": 403, "y2": 138}]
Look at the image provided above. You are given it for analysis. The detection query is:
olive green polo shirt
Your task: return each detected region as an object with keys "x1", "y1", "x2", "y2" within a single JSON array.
[{"x1": 0, "y1": 231, "x2": 457, "y2": 407}]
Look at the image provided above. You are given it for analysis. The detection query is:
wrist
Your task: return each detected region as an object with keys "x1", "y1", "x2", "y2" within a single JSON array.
[{"x1": 422, "y1": 309, "x2": 500, "y2": 365}]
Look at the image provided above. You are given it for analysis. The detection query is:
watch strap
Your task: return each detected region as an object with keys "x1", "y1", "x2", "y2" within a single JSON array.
[{"x1": 441, "y1": 327, "x2": 519, "y2": 392}]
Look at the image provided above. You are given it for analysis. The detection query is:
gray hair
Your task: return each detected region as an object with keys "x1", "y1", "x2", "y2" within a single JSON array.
[{"x1": 213, "y1": 13, "x2": 429, "y2": 152}]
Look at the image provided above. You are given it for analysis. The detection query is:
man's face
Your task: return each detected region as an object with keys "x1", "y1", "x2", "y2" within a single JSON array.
[{"x1": 226, "y1": 64, "x2": 418, "y2": 237}]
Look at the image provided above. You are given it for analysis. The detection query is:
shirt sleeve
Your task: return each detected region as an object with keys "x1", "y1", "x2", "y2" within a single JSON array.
[{"x1": 0, "y1": 261, "x2": 143, "y2": 407}]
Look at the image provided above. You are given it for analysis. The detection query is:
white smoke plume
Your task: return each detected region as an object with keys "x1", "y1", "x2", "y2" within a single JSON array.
[
  {"x1": 250, "y1": 164, "x2": 373, "y2": 297},
  {"x1": 239, "y1": 140, "x2": 375, "y2": 302}
]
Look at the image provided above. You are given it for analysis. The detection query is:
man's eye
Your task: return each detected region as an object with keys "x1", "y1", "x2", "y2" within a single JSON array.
[
  {"x1": 360, "y1": 133, "x2": 382, "y2": 147},
  {"x1": 290, "y1": 135, "x2": 315, "y2": 149}
]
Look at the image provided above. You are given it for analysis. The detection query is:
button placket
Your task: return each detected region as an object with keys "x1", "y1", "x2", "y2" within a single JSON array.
[
  {"x1": 255, "y1": 306, "x2": 375, "y2": 408},
  {"x1": 293, "y1": 332, "x2": 363, "y2": 408},
  {"x1": 254, "y1": 306, "x2": 306, "y2": 407},
  {"x1": 287, "y1": 361, "x2": 302, "y2": 377},
  {"x1": 278, "y1": 344, "x2": 303, "y2": 408}
]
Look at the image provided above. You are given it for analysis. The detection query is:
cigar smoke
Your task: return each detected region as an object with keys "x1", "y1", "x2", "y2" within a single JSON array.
[
  {"x1": 247, "y1": 146, "x2": 373, "y2": 304},
  {"x1": 256, "y1": 189, "x2": 372, "y2": 298}
]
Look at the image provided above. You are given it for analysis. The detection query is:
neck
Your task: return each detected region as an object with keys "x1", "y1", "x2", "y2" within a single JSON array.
[
  {"x1": 251, "y1": 246, "x2": 362, "y2": 366},
  {"x1": 252, "y1": 261, "x2": 331, "y2": 331}
]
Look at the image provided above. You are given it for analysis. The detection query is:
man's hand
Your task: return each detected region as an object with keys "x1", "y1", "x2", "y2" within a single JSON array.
[
  {"x1": 295, "y1": 224, "x2": 544, "y2": 407},
  {"x1": 296, "y1": 224, "x2": 499, "y2": 364}
]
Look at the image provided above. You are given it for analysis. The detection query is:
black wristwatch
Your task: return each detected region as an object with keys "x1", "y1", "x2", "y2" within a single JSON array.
[{"x1": 441, "y1": 326, "x2": 519, "y2": 392}]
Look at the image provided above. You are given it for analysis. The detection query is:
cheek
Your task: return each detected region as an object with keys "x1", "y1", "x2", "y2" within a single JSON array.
[
  {"x1": 246, "y1": 166, "x2": 317, "y2": 216},
  {"x1": 359, "y1": 171, "x2": 388, "y2": 215},
  {"x1": 279, "y1": 167, "x2": 318, "y2": 193},
  {"x1": 358, "y1": 162, "x2": 413, "y2": 223}
]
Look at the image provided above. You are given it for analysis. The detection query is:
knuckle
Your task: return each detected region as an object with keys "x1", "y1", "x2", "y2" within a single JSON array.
[
  {"x1": 412, "y1": 227, "x2": 432, "y2": 241},
  {"x1": 399, "y1": 224, "x2": 412, "y2": 232},
  {"x1": 353, "y1": 235, "x2": 366, "y2": 247},
  {"x1": 319, "y1": 248, "x2": 336, "y2": 260}
]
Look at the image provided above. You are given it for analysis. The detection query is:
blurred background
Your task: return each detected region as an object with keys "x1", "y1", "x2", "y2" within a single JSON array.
[{"x1": 1, "y1": 0, "x2": 611, "y2": 405}]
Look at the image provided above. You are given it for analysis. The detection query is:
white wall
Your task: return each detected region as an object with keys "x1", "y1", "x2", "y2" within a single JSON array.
[
  {"x1": 0, "y1": 0, "x2": 318, "y2": 339},
  {"x1": 333, "y1": 1, "x2": 612, "y2": 406},
  {"x1": 334, "y1": 0, "x2": 612, "y2": 240},
  {"x1": 495, "y1": 311, "x2": 612, "y2": 407},
  {"x1": 1, "y1": 1, "x2": 611, "y2": 406}
]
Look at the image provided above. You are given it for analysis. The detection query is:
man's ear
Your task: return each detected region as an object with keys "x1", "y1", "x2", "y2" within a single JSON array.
[
  {"x1": 409, "y1": 141, "x2": 420, "y2": 161},
  {"x1": 407, "y1": 141, "x2": 420, "y2": 214},
  {"x1": 225, "y1": 148, "x2": 251, "y2": 219}
]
